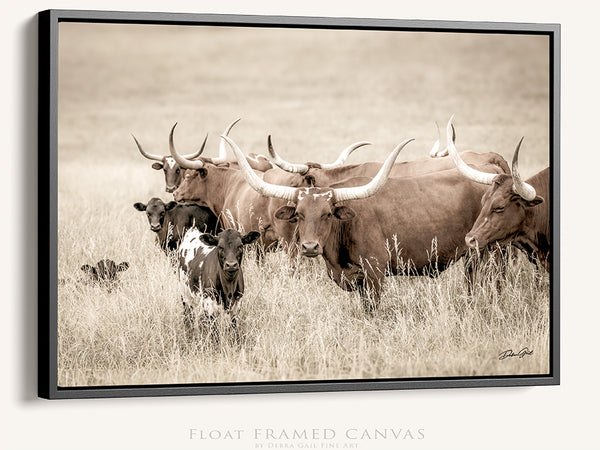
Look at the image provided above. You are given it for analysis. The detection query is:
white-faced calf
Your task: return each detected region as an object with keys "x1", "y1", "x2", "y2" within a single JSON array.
[
  {"x1": 133, "y1": 198, "x2": 220, "y2": 253},
  {"x1": 178, "y1": 228, "x2": 260, "y2": 333}
]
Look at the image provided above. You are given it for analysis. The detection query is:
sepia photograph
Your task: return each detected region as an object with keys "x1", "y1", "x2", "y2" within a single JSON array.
[{"x1": 52, "y1": 17, "x2": 553, "y2": 390}]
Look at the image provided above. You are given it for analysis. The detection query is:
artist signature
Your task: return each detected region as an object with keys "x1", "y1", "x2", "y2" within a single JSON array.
[{"x1": 498, "y1": 347, "x2": 533, "y2": 360}]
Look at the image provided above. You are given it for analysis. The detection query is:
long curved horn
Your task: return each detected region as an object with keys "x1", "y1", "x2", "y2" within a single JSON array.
[
  {"x1": 333, "y1": 138, "x2": 414, "y2": 202},
  {"x1": 267, "y1": 138, "x2": 372, "y2": 172},
  {"x1": 221, "y1": 135, "x2": 298, "y2": 202},
  {"x1": 511, "y1": 137, "x2": 537, "y2": 201},
  {"x1": 168, "y1": 123, "x2": 206, "y2": 169},
  {"x1": 132, "y1": 135, "x2": 163, "y2": 161},
  {"x1": 181, "y1": 134, "x2": 208, "y2": 159},
  {"x1": 267, "y1": 136, "x2": 309, "y2": 174},
  {"x1": 429, "y1": 121, "x2": 441, "y2": 157},
  {"x1": 319, "y1": 141, "x2": 372, "y2": 169},
  {"x1": 446, "y1": 116, "x2": 496, "y2": 185},
  {"x1": 209, "y1": 118, "x2": 241, "y2": 164}
]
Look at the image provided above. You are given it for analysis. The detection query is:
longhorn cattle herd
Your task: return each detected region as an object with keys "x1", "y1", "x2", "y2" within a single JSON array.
[{"x1": 128, "y1": 116, "x2": 550, "y2": 335}]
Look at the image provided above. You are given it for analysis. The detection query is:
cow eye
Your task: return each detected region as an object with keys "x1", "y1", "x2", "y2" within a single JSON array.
[
  {"x1": 492, "y1": 207, "x2": 504, "y2": 213},
  {"x1": 176, "y1": 169, "x2": 180, "y2": 174}
]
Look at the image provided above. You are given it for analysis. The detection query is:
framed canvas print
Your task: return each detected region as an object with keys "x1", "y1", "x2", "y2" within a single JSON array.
[{"x1": 38, "y1": 9, "x2": 560, "y2": 399}]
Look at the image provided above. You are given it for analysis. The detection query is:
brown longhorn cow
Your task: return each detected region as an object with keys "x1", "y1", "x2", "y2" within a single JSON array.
[
  {"x1": 447, "y1": 126, "x2": 550, "y2": 271},
  {"x1": 264, "y1": 136, "x2": 509, "y2": 185},
  {"x1": 222, "y1": 132, "x2": 509, "y2": 311},
  {"x1": 133, "y1": 119, "x2": 272, "y2": 193},
  {"x1": 264, "y1": 122, "x2": 508, "y2": 186},
  {"x1": 263, "y1": 134, "x2": 509, "y2": 256}
]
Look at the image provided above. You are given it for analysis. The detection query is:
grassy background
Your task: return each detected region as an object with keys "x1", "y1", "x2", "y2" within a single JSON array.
[{"x1": 57, "y1": 23, "x2": 550, "y2": 386}]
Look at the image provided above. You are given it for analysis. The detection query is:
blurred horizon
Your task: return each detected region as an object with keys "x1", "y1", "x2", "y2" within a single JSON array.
[{"x1": 58, "y1": 23, "x2": 550, "y2": 178}]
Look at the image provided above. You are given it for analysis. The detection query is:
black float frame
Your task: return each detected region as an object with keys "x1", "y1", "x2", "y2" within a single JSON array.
[{"x1": 38, "y1": 9, "x2": 561, "y2": 399}]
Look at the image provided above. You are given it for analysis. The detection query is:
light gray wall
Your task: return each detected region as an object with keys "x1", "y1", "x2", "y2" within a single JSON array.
[{"x1": 2, "y1": 1, "x2": 597, "y2": 449}]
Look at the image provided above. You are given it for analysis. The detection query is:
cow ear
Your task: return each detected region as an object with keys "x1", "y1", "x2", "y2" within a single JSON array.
[
  {"x1": 165, "y1": 201, "x2": 178, "y2": 211},
  {"x1": 333, "y1": 205, "x2": 355, "y2": 221},
  {"x1": 117, "y1": 262, "x2": 129, "y2": 272},
  {"x1": 274, "y1": 206, "x2": 296, "y2": 221},
  {"x1": 151, "y1": 162, "x2": 163, "y2": 170},
  {"x1": 81, "y1": 265, "x2": 95, "y2": 275},
  {"x1": 526, "y1": 195, "x2": 544, "y2": 207},
  {"x1": 199, "y1": 233, "x2": 219, "y2": 247},
  {"x1": 216, "y1": 162, "x2": 231, "y2": 168},
  {"x1": 133, "y1": 202, "x2": 146, "y2": 211},
  {"x1": 242, "y1": 231, "x2": 261, "y2": 245}
]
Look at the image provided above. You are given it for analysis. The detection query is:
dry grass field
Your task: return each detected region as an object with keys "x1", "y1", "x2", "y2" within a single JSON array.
[{"x1": 57, "y1": 23, "x2": 551, "y2": 387}]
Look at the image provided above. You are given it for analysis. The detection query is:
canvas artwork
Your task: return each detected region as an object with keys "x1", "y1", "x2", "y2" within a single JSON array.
[{"x1": 40, "y1": 11, "x2": 558, "y2": 397}]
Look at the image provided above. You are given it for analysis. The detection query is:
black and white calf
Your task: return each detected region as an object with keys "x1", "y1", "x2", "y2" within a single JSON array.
[
  {"x1": 178, "y1": 228, "x2": 260, "y2": 329},
  {"x1": 133, "y1": 198, "x2": 220, "y2": 253}
]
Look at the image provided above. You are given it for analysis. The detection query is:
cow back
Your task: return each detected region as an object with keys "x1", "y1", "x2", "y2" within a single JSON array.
[
  {"x1": 326, "y1": 163, "x2": 505, "y2": 274},
  {"x1": 163, "y1": 204, "x2": 220, "y2": 251},
  {"x1": 528, "y1": 167, "x2": 550, "y2": 240}
]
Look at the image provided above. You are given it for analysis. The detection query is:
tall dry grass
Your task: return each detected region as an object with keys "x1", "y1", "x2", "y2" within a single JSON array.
[
  {"x1": 57, "y1": 24, "x2": 550, "y2": 386},
  {"x1": 57, "y1": 169, "x2": 549, "y2": 386}
]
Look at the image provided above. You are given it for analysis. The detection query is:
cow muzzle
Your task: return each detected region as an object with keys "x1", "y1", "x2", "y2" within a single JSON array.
[
  {"x1": 465, "y1": 235, "x2": 478, "y2": 249},
  {"x1": 301, "y1": 241, "x2": 322, "y2": 257},
  {"x1": 165, "y1": 186, "x2": 176, "y2": 193},
  {"x1": 150, "y1": 224, "x2": 162, "y2": 232},
  {"x1": 223, "y1": 261, "x2": 239, "y2": 274}
]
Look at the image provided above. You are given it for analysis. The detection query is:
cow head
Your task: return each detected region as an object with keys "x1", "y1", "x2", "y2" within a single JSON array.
[
  {"x1": 152, "y1": 157, "x2": 185, "y2": 193},
  {"x1": 245, "y1": 152, "x2": 273, "y2": 171},
  {"x1": 132, "y1": 129, "x2": 208, "y2": 193},
  {"x1": 220, "y1": 134, "x2": 414, "y2": 258},
  {"x1": 166, "y1": 120, "x2": 243, "y2": 204},
  {"x1": 133, "y1": 198, "x2": 178, "y2": 232},
  {"x1": 465, "y1": 173, "x2": 543, "y2": 248},
  {"x1": 200, "y1": 229, "x2": 260, "y2": 279},
  {"x1": 445, "y1": 117, "x2": 544, "y2": 249},
  {"x1": 172, "y1": 165, "x2": 211, "y2": 205},
  {"x1": 274, "y1": 188, "x2": 355, "y2": 257},
  {"x1": 81, "y1": 259, "x2": 129, "y2": 282}
]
